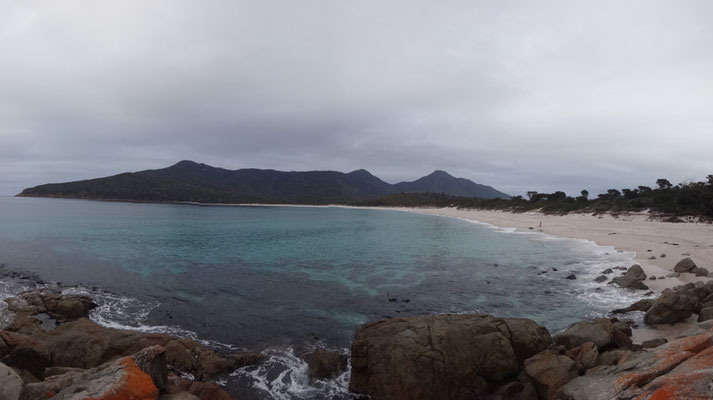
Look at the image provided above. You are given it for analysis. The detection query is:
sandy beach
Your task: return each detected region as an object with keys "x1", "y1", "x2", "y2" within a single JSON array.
[{"x1": 386, "y1": 207, "x2": 713, "y2": 342}]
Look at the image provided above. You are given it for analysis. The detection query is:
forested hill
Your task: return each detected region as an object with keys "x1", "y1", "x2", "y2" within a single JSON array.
[{"x1": 17, "y1": 160, "x2": 511, "y2": 204}]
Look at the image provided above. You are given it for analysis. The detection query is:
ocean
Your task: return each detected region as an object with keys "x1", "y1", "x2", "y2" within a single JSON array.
[{"x1": 0, "y1": 196, "x2": 650, "y2": 399}]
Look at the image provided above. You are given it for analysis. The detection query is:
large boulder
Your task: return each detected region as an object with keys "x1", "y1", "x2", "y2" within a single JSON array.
[
  {"x1": 554, "y1": 318, "x2": 615, "y2": 350},
  {"x1": 524, "y1": 350, "x2": 578, "y2": 400},
  {"x1": 302, "y1": 348, "x2": 348, "y2": 380},
  {"x1": 644, "y1": 288, "x2": 699, "y2": 325},
  {"x1": 623, "y1": 264, "x2": 646, "y2": 280},
  {"x1": 674, "y1": 257, "x2": 697, "y2": 273},
  {"x1": 132, "y1": 345, "x2": 168, "y2": 389},
  {"x1": 349, "y1": 314, "x2": 552, "y2": 400},
  {"x1": 608, "y1": 276, "x2": 649, "y2": 290},
  {"x1": 0, "y1": 362, "x2": 23, "y2": 400}
]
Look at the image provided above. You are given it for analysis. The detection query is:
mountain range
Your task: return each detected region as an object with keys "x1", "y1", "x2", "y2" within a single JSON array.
[{"x1": 17, "y1": 160, "x2": 510, "y2": 204}]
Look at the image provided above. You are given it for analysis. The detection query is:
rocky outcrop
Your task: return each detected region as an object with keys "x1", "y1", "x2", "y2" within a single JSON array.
[
  {"x1": 565, "y1": 342, "x2": 598, "y2": 373},
  {"x1": 349, "y1": 314, "x2": 552, "y2": 400},
  {"x1": 553, "y1": 318, "x2": 629, "y2": 351},
  {"x1": 644, "y1": 288, "x2": 699, "y2": 324},
  {"x1": 5, "y1": 290, "x2": 97, "y2": 323},
  {"x1": 302, "y1": 348, "x2": 348, "y2": 380},
  {"x1": 674, "y1": 257, "x2": 697, "y2": 273},
  {"x1": 2, "y1": 290, "x2": 264, "y2": 400},
  {"x1": 559, "y1": 328, "x2": 713, "y2": 400}
]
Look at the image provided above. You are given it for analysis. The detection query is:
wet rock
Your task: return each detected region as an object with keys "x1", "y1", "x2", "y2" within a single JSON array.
[
  {"x1": 566, "y1": 274, "x2": 576, "y2": 280},
  {"x1": 645, "y1": 288, "x2": 699, "y2": 325},
  {"x1": 611, "y1": 298, "x2": 655, "y2": 314},
  {"x1": 623, "y1": 264, "x2": 646, "y2": 280},
  {"x1": 601, "y1": 268, "x2": 613, "y2": 274},
  {"x1": 693, "y1": 266, "x2": 710, "y2": 277},
  {"x1": 641, "y1": 338, "x2": 668, "y2": 349},
  {"x1": 674, "y1": 257, "x2": 697, "y2": 273},
  {"x1": 165, "y1": 338, "x2": 266, "y2": 380},
  {"x1": 349, "y1": 314, "x2": 551, "y2": 399},
  {"x1": 594, "y1": 275, "x2": 607, "y2": 283},
  {"x1": 608, "y1": 276, "x2": 649, "y2": 290},
  {"x1": 0, "y1": 362, "x2": 23, "y2": 400},
  {"x1": 524, "y1": 349, "x2": 578, "y2": 400},
  {"x1": 302, "y1": 347, "x2": 348, "y2": 380},
  {"x1": 666, "y1": 272, "x2": 680, "y2": 278},
  {"x1": 649, "y1": 275, "x2": 656, "y2": 280}
]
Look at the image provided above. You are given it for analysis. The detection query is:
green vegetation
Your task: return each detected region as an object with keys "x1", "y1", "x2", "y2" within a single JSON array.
[
  {"x1": 357, "y1": 175, "x2": 713, "y2": 221},
  {"x1": 17, "y1": 160, "x2": 509, "y2": 204}
]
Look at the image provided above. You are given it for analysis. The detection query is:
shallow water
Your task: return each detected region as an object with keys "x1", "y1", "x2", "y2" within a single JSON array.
[{"x1": 0, "y1": 197, "x2": 649, "y2": 398}]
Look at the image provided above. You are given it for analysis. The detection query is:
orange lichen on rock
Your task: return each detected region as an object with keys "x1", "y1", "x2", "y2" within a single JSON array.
[
  {"x1": 85, "y1": 357, "x2": 158, "y2": 400},
  {"x1": 614, "y1": 329, "x2": 713, "y2": 391},
  {"x1": 635, "y1": 346, "x2": 713, "y2": 400}
]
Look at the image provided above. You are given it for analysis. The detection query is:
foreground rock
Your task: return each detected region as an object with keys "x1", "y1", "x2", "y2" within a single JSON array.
[
  {"x1": 644, "y1": 288, "x2": 698, "y2": 324},
  {"x1": 0, "y1": 362, "x2": 23, "y2": 400},
  {"x1": 559, "y1": 328, "x2": 713, "y2": 399},
  {"x1": 524, "y1": 350, "x2": 578, "y2": 400},
  {"x1": 349, "y1": 314, "x2": 552, "y2": 400},
  {"x1": 608, "y1": 276, "x2": 649, "y2": 290},
  {"x1": 622, "y1": 264, "x2": 646, "y2": 280},
  {"x1": 2, "y1": 290, "x2": 266, "y2": 400}
]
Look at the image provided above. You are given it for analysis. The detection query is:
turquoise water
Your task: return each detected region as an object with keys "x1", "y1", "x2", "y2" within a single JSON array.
[{"x1": 0, "y1": 196, "x2": 645, "y2": 398}]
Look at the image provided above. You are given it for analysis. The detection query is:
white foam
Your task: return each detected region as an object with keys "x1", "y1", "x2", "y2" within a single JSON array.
[
  {"x1": 61, "y1": 287, "x2": 239, "y2": 350},
  {"x1": 232, "y1": 347, "x2": 351, "y2": 400}
]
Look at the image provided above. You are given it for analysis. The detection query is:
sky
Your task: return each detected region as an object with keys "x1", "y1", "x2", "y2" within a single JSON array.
[{"x1": 1, "y1": 1, "x2": 712, "y2": 197}]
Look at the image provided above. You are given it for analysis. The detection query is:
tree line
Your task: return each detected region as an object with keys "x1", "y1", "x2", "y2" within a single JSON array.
[{"x1": 356, "y1": 175, "x2": 713, "y2": 221}]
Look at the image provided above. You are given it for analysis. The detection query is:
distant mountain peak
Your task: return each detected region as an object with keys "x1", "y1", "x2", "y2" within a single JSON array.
[
  {"x1": 18, "y1": 161, "x2": 510, "y2": 203},
  {"x1": 427, "y1": 170, "x2": 452, "y2": 177}
]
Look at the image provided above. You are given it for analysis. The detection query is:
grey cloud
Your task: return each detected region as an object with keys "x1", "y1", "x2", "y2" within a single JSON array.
[{"x1": 1, "y1": 0, "x2": 712, "y2": 196}]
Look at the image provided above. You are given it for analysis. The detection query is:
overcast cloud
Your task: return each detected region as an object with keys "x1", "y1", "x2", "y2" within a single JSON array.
[{"x1": 1, "y1": 0, "x2": 712, "y2": 196}]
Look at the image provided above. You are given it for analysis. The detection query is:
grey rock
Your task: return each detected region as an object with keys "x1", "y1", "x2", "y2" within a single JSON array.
[
  {"x1": 699, "y1": 307, "x2": 713, "y2": 322},
  {"x1": 674, "y1": 257, "x2": 697, "y2": 273},
  {"x1": 0, "y1": 362, "x2": 23, "y2": 400},
  {"x1": 666, "y1": 272, "x2": 680, "y2": 278},
  {"x1": 644, "y1": 288, "x2": 699, "y2": 325},
  {"x1": 608, "y1": 276, "x2": 649, "y2": 290},
  {"x1": 692, "y1": 267, "x2": 710, "y2": 277},
  {"x1": 554, "y1": 318, "x2": 613, "y2": 350},
  {"x1": 601, "y1": 268, "x2": 613, "y2": 274},
  {"x1": 623, "y1": 264, "x2": 646, "y2": 280}
]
